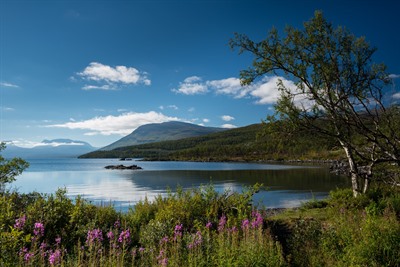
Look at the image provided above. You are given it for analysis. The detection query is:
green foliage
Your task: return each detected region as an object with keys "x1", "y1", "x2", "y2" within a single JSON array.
[{"x1": 0, "y1": 143, "x2": 29, "y2": 192}]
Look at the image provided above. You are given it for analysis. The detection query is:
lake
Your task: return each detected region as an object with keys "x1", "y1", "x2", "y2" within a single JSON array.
[{"x1": 9, "y1": 158, "x2": 349, "y2": 212}]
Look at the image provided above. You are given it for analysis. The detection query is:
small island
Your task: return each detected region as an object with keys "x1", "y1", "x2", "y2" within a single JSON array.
[{"x1": 104, "y1": 164, "x2": 142, "y2": 170}]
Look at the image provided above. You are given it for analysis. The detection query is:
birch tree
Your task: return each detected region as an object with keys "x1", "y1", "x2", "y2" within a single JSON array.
[{"x1": 230, "y1": 11, "x2": 399, "y2": 196}]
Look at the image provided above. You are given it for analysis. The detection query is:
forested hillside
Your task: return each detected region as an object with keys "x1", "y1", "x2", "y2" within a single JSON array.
[{"x1": 79, "y1": 123, "x2": 342, "y2": 161}]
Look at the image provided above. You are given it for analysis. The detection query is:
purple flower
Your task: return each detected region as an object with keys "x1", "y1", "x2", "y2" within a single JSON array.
[
  {"x1": 251, "y1": 211, "x2": 263, "y2": 228},
  {"x1": 86, "y1": 228, "x2": 103, "y2": 246},
  {"x1": 24, "y1": 252, "x2": 34, "y2": 263},
  {"x1": 139, "y1": 247, "x2": 145, "y2": 253},
  {"x1": 174, "y1": 224, "x2": 183, "y2": 239},
  {"x1": 14, "y1": 215, "x2": 26, "y2": 230},
  {"x1": 55, "y1": 237, "x2": 61, "y2": 245},
  {"x1": 107, "y1": 230, "x2": 114, "y2": 240},
  {"x1": 242, "y1": 219, "x2": 250, "y2": 230},
  {"x1": 205, "y1": 221, "x2": 212, "y2": 229},
  {"x1": 114, "y1": 220, "x2": 121, "y2": 229},
  {"x1": 48, "y1": 249, "x2": 61, "y2": 266},
  {"x1": 218, "y1": 215, "x2": 226, "y2": 231},
  {"x1": 118, "y1": 229, "x2": 131, "y2": 244},
  {"x1": 33, "y1": 222, "x2": 45, "y2": 236}
]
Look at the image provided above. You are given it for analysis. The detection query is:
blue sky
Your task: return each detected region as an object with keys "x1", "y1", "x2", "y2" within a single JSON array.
[{"x1": 1, "y1": 0, "x2": 399, "y2": 148}]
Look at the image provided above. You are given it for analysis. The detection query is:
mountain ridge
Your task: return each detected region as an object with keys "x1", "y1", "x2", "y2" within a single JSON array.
[
  {"x1": 3, "y1": 139, "x2": 96, "y2": 159},
  {"x1": 100, "y1": 121, "x2": 226, "y2": 151}
]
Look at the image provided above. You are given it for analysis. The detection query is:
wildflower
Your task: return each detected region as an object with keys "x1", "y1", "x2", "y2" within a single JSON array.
[
  {"x1": 24, "y1": 252, "x2": 34, "y2": 263},
  {"x1": 139, "y1": 247, "x2": 145, "y2": 253},
  {"x1": 14, "y1": 215, "x2": 26, "y2": 230},
  {"x1": 242, "y1": 219, "x2": 250, "y2": 230},
  {"x1": 107, "y1": 230, "x2": 114, "y2": 240},
  {"x1": 205, "y1": 221, "x2": 212, "y2": 229},
  {"x1": 86, "y1": 228, "x2": 103, "y2": 246},
  {"x1": 48, "y1": 249, "x2": 61, "y2": 266},
  {"x1": 55, "y1": 237, "x2": 61, "y2": 245},
  {"x1": 114, "y1": 220, "x2": 121, "y2": 229},
  {"x1": 118, "y1": 229, "x2": 131, "y2": 244},
  {"x1": 251, "y1": 211, "x2": 263, "y2": 228},
  {"x1": 33, "y1": 222, "x2": 45, "y2": 236},
  {"x1": 174, "y1": 224, "x2": 183, "y2": 239},
  {"x1": 218, "y1": 215, "x2": 226, "y2": 231},
  {"x1": 19, "y1": 247, "x2": 28, "y2": 257},
  {"x1": 40, "y1": 242, "x2": 48, "y2": 257}
]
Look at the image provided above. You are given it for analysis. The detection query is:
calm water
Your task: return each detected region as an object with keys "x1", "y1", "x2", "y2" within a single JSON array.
[{"x1": 10, "y1": 158, "x2": 349, "y2": 212}]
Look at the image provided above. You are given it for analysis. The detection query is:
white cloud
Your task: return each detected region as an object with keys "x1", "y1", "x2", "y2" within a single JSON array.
[
  {"x1": 389, "y1": 74, "x2": 400, "y2": 79},
  {"x1": 393, "y1": 92, "x2": 400, "y2": 99},
  {"x1": 47, "y1": 111, "x2": 180, "y2": 136},
  {"x1": 188, "y1": 107, "x2": 195, "y2": 112},
  {"x1": 250, "y1": 76, "x2": 294, "y2": 104},
  {"x1": 8, "y1": 140, "x2": 85, "y2": 148},
  {"x1": 221, "y1": 115, "x2": 235, "y2": 122},
  {"x1": 82, "y1": 84, "x2": 116, "y2": 91},
  {"x1": 172, "y1": 76, "x2": 208, "y2": 95},
  {"x1": 203, "y1": 118, "x2": 210, "y2": 123},
  {"x1": 208, "y1": 77, "x2": 251, "y2": 98},
  {"x1": 221, "y1": 124, "x2": 237, "y2": 129},
  {"x1": 0, "y1": 82, "x2": 19, "y2": 88},
  {"x1": 77, "y1": 62, "x2": 151, "y2": 89}
]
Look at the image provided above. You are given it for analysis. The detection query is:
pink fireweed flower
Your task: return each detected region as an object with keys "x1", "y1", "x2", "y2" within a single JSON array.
[
  {"x1": 205, "y1": 221, "x2": 212, "y2": 229},
  {"x1": 118, "y1": 229, "x2": 131, "y2": 244},
  {"x1": 242, "y1": 219, "x2": 250, "y2": 230},
  {"x1": 174, "y1": 224, "x2": 183, "y2": 239},
  {"x1": 24, "y1": 252, "x2": 34, "y2": 263},
  {"x1": 14, "y1": 215, "x2": 26, "y2": 230},
  {"x1": 86, "y1": 228, "x2": 103, "y2": 246},
  {"x1": 139, "y1": 247, "x2": 145, "y2": 253},
  {"x1": 55, "y1": 237, "x2": 61, "y2": 245},
  {"x1": 33, "y1": 222, "x2": 45, "y2": 236},
  {"x1": 107, "y1": 230, "x2": 114, "y2": 240},
  {"x1": 218, "y1": 215, "x2": 226, "y2": 231},
  {"x1": 48, "y1": 249, "x2": 61, "y2": 266},
  {"x1": 251, "y1": 211, "x2": 263, "y2": 228}
]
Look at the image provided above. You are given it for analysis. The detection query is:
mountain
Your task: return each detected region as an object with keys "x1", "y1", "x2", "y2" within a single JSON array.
[
  {"x1": 100, "y1": 121, "x2": 226, "y2": 151},
  {"x1": 3, "y1": 139, "x2": 97, "y2": 159},
  {"x1": 80, "y1": 122, "x2": 341, "y2": 161}
]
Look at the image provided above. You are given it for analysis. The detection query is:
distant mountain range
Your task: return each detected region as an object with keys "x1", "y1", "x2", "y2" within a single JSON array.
[
  {"x1": 3, "y1": 139, "x2": 96, "y2": 159},
  {"x1": 100, "y1": 121, "x2": 226, "y2": 151}
]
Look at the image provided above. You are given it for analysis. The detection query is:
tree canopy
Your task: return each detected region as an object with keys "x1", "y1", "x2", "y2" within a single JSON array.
[
  {"x1": 0, "y1": 143, "x2": 29, "y2": 192},
  {"x1": 230, "y1": 11, "x2": 400, "y2": 196}
]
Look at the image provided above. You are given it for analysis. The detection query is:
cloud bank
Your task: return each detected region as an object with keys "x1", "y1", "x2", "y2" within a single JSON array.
[
  {"x1": 172, "y1": 75, "x2": 295, "y2": 105},
  {"x1": 78, "y1": 62, "x2": 151, "y2": 90},
  {"x1": 47, "y1": 111, "x2": 179, "y2": 136}
]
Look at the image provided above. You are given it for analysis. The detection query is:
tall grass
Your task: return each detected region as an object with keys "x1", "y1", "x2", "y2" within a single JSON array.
[{"x1": 1, "y1": 184, "x2": 399, "y2": 266}]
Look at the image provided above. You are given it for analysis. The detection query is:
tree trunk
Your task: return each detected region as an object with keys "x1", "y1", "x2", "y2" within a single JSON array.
[{"x1": 341, "y1": 143, "x2": 359, "y2": 197}]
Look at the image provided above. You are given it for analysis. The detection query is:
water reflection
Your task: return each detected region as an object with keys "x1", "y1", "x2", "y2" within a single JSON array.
[{"x1": 12, "y1": 160, "x2": 350, "y2": 212}]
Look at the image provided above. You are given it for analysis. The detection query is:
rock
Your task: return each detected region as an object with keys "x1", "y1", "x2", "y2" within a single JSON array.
[{"x1": 104, "y1": 164, "x2": 142, "y2": 170}]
